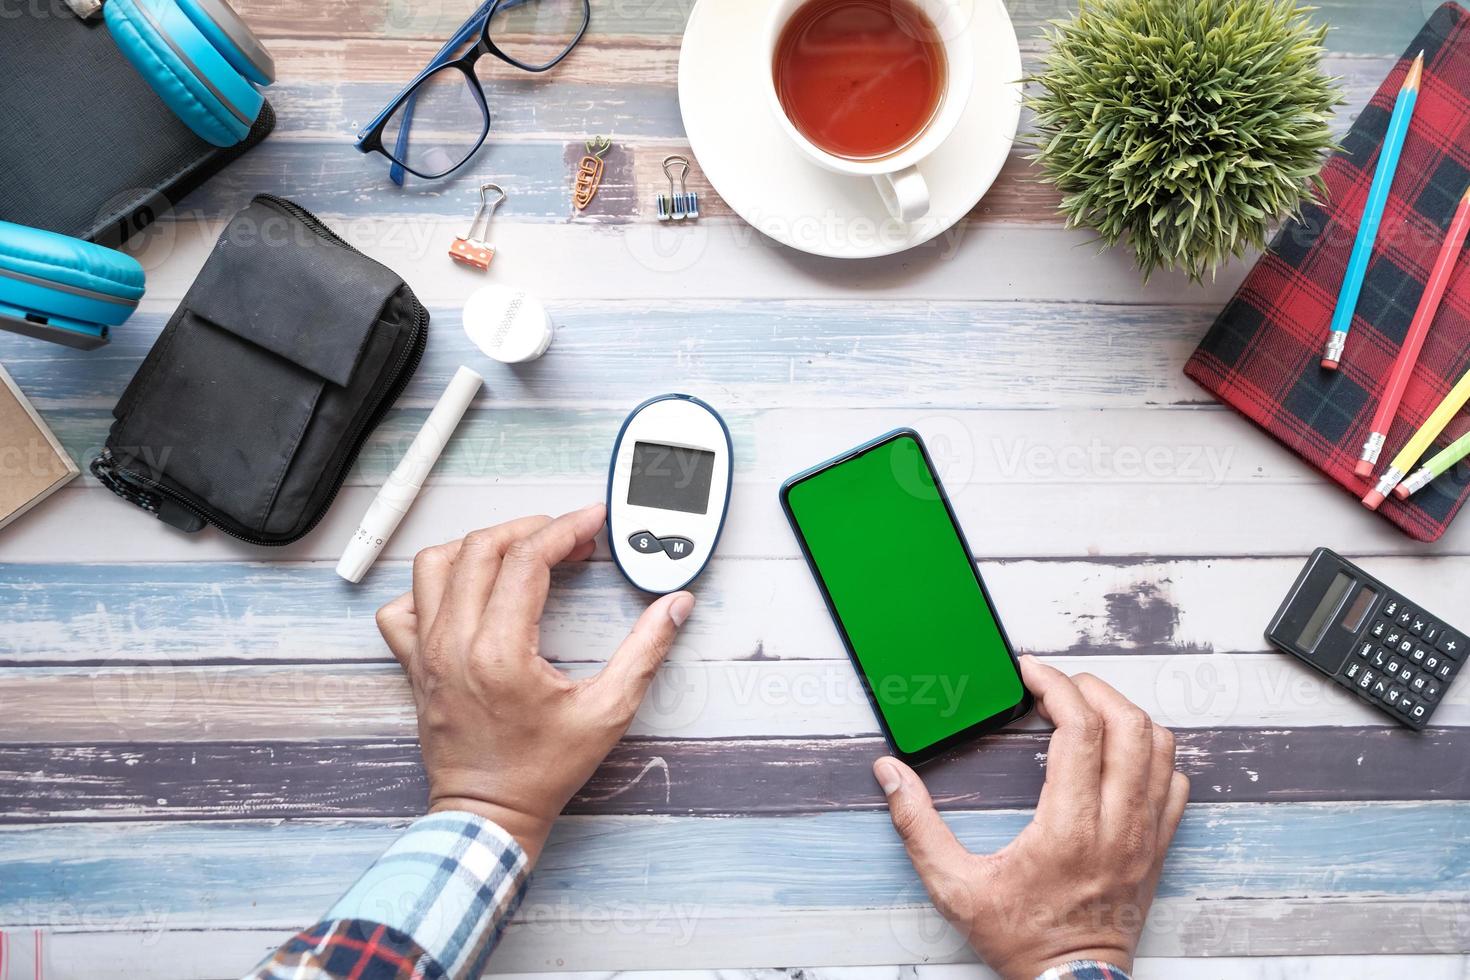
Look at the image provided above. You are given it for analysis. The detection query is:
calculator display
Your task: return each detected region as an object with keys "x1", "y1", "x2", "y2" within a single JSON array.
[
  {"x1": 1296, "y1": 571, "x2": 1352, "y2": 651},
  {"x1": 1341, "y1": 586, "x2": 1379, "y2": 633},
  {"x1": 628, "y1": 441, "x2": 716, "y2": 515}
]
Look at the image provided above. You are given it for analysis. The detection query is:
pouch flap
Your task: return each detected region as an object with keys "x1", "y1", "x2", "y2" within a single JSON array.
[{"x1": 183, "y1": 197, "x2": 404, "y2": 386}]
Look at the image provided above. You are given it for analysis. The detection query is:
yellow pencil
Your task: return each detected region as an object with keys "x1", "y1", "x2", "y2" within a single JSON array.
[{"x1": 1364, "y1": 366, "x2": 1470, "y2": 509}]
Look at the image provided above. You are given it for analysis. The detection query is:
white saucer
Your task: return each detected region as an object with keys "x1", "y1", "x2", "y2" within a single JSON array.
[{"x1": 677, "y1": 0, "x2": 1022, "y2": 259}]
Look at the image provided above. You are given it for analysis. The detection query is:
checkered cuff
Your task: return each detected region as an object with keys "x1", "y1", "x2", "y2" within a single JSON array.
[
  {"x1": 328, "y1": 811, "x2": 530, "y2": 977},
  {"x1": 1035, "y1": 961, "x2": 1133, "y2": 980},
  {"x1": 245, "y1": 811, "x2": 529, "y2": 980}
]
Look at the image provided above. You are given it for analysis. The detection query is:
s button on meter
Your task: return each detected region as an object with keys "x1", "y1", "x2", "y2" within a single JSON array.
[{"x1": 629, "y1": 532, "x2": 661, "y2": 554}]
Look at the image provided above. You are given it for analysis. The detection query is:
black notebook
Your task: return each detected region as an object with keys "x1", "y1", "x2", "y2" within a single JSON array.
[{"x1": 0, "y1": 9, "x2": 273, "y2": 247}]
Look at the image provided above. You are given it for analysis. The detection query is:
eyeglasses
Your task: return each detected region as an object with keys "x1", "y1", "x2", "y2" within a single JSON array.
[{"x1": 355, "y1": 0, "x2": 590, "y2": 184}]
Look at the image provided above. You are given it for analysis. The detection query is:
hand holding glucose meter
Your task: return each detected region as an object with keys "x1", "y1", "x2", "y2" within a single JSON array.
[{"x1": 607, "y1": 394, "x2": 732, "y2": 594}]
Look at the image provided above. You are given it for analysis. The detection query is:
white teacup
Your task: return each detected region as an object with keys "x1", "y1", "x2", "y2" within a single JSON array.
[{"x1": 763, "y1": 0, "x2": 974, "y2": 223}]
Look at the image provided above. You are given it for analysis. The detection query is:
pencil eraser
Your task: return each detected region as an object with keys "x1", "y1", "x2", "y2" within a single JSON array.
[
  {"x1": 1362, "y1": 490, "x2": 1386, "y2": 511},
  {"x1": 1354, "y1": 460, "x2": 1374, "y2": 478},
  {"x1": 1321, "y1": 359, "x2": 1339, "y2": 371},
  {"x1": 1393, "y1": 485, "x2": 1411, "y2": 501}
]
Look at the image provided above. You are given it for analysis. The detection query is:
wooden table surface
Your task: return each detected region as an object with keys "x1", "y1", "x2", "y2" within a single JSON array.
[{"x1": 2, "y1": 0, "x2": 1469, "y2": 977}]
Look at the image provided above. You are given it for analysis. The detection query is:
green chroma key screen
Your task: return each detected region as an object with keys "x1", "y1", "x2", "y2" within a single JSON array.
[{"x1": 783, "y1": 433, "x2": 1025, "y2": 756}]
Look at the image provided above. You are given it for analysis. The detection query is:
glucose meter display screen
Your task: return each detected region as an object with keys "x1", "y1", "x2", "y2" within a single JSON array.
[{"x1": 628, "y1": 442, "x2": 716, "y2": 514}]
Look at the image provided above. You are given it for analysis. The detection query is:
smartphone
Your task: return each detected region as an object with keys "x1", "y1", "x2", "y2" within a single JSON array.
[{"x1": 780, "y1": 429, "x2": 1032, "y2": 765}]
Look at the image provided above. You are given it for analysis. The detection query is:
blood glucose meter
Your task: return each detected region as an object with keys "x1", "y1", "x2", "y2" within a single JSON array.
[{"x1": 607, "y1": 394, "x2": 732, "y2": 594}]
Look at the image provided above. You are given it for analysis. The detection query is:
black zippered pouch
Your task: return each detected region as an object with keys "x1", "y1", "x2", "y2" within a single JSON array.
[{"x1": 91, "y1": 195, "x2": 428, "y2": 545}]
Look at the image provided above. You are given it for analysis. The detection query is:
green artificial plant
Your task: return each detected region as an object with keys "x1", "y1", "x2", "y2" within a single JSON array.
[{"x1": 1026, "y1": 0, "x2": 1342, "y2": 282}]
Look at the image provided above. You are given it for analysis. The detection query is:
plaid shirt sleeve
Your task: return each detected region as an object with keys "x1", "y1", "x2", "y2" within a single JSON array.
[
  {"x1": 1035, "y1": 962, "x2": 1133, "y2": 980},
  {"x1": 242, "y1": 811, "x2": 530, "y2": 980}
]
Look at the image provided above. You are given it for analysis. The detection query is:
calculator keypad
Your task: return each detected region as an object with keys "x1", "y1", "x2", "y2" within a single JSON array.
[
  {"x1": 1340, "y1": 597, "x2": 1462, "y2": 730},
  {"x1": 1269, "y1": 554, "x2": 1463, "y2": 732}
]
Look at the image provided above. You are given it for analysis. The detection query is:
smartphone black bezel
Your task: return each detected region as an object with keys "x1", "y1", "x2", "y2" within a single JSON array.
[{"x1": 779, "y1": 428, "x2": 1034, "y2": 766}]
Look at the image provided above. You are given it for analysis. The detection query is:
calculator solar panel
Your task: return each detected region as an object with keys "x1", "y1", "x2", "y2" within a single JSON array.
[{"x1": 1265, "y1": 548, "x2": 1462, "y2": 730}]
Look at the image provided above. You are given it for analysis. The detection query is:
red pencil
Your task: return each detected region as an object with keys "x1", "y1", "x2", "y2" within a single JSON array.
[{"x1": 1355, "y1": 184, "x2": 1470, "y2": 478}]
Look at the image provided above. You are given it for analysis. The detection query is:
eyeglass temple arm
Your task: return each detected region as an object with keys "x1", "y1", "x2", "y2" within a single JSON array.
[{"x1": 378, "y1": 0, "x2": 500, "y2": 183}]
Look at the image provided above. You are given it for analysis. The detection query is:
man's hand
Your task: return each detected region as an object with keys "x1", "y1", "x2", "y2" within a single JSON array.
[
  {"x1": 874, "y1": 656, "x2": 1188, "y2": 980},
  {"x1": 375, "y1": 503, "x2": 695, "y2": 863}
]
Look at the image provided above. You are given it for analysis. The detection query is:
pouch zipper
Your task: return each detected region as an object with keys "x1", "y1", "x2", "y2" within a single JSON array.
[{"x1": 94, "y1": 195, "x2": 429, "y2": 546}]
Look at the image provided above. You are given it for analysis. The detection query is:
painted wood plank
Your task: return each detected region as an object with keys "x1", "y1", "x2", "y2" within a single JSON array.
[
  {"x1": 151, "y1": 132, "x2": 1152, "y2": 234},
  {"x1": 266, "y1": 36, "x2": 683, "y2": 89},
  {"x1": 132, "y1": 64, "x2": 1387, "y2": 227},
  {"x1": 0, "y1": 805, "x2": 1464, "y2": 929},
  {"x1": 232, "y1": 0, "x2": 1446, "y2": 57},
  {"x1": 31, "y1": 406, "x2": 1316, "y2": 500},
  {"x1": 18, "y1": 931, "x2": 1470, "y2": 980},
  {"x1": 6, "y1": 648, "x2": 1465, "y2": 742},
  {"x1": 495, "y1": 957, "x2": 1470, "y2": 980},
  {"x1": 12, "y1": 907, "x2": 1470, "y2": 972},
  {"x1": 167, "y1": 141, "x2": 646, "y2": 223},
  {"x1": 107, "y1": 218, "x2": 1256, "y2": 307},
  {"x1": 27, "y1": 404, "x2": 1460, "y2": 550},
  {"x1": 6, "y1": 475, "x2": 1468, "y2": 564},
  {"x1": 2, "y1": 727, "x2": 1464, "y2": 822},
  {"x1": 203, "y1": 50, "x2": 1394, "y2": 231},
  {"x1": 172, "y1": 48, "x2": 1396, "y2": 254},
  {"x1": 33, "y1": 401, "x2": 1462, "y2": 567},
  {"x1": 4, "y1": 557, "x2": 1469, "y2": 668},
  {"x1": 485, "y1": 958, "x2": 1470, "y2": 980},
  {"x1": 71, "y1": 136, "x2": 1056, "y2": 231},
  {"x1": 0, "y1": 301, "x2": 1230, "y2": 412},
  {"x1": 254, "y1": 47, "x2": 1389, "y2": 145},
  {"x1": 498, "y1": 898, "x2": 1470, "y2": 967}
]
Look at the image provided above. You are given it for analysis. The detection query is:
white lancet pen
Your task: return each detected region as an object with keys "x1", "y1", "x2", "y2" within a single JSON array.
[{"x1": 337, "y1": 365, "x2": 484, "y2": 583}]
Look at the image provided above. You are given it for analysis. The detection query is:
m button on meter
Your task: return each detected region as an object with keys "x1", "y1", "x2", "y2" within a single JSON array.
[{"x1": 661, "y1": 536, "x2": 694, "y2": 559}]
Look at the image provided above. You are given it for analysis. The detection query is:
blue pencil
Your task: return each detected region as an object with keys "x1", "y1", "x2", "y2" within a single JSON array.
[{"x1": 1322, "y1": 52, "x2": 1424, "y2": 371}]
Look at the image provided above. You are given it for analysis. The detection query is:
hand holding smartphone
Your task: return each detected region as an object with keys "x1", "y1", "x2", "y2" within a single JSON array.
[{"x1": 781, "y1": 429, "x2": 1032, "y2": 764}]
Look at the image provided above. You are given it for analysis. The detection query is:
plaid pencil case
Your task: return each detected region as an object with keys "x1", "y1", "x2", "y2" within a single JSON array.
[{"x1": 1186, "y1": 2, "x2": 1470, "y2": 543}]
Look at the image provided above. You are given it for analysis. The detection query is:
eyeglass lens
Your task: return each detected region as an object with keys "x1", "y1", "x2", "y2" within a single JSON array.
[
  {"x1": 379, "y1": 0, "x2": 589, "y2": 177},
  {"x1": 380, "y1": 65, "x2": 487, "y2": 178},
  {"x1": 487, "y1": 0, "x2": 588, "y2": 69}
]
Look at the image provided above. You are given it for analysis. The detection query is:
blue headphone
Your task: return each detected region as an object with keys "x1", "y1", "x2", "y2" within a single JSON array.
[{"x1": 0, "y1": 0, "x2": 274, "y2": 350}]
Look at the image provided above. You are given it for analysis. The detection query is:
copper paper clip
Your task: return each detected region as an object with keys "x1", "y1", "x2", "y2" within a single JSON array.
[{"x1": 574, "y1": 136, "x2": 612, "y2": 211}]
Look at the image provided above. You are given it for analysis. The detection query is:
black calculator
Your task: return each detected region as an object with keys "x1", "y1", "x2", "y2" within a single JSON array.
[{"x1": 1266, "y1": 548, "x2": 1463, "y2": 729}]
